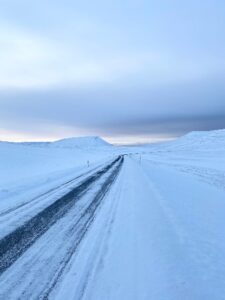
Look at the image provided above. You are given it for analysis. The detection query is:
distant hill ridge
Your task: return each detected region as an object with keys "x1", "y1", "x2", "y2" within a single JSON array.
[
  {"x1": 158, "y1": 129, "x2": 225, "y2": 151},
  {"x1": 51, "y1": 136, "x2": 111, "y2": 148}
]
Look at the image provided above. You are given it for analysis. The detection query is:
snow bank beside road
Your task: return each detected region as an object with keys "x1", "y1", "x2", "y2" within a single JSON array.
[{"x1": 0, "y1": 137, "x2": 116, "y2": 203}]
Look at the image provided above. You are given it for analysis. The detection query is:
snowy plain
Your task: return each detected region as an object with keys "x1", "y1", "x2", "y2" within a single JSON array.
[{"x1": 0, "y1": 130, "x2": 225, "y2": 299}]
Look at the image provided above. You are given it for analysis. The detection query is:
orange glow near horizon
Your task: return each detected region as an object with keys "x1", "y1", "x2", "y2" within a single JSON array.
[{"x1": 0, "y1": 129, "x2": 62, "y2": 142}]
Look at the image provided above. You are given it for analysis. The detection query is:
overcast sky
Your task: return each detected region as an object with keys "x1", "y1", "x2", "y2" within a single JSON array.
[{"x1": 0, "y1": 0, "x2": 225, "y2": 143}]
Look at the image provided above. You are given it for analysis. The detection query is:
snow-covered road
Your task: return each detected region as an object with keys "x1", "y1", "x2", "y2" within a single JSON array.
[{"x1": 1, "y1": 152, "x2": 225, "y2": 299}]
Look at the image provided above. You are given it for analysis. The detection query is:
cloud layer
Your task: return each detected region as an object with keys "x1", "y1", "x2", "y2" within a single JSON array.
[{"x1": 0, "y1": 0, "x2": 225, "y2": 142}]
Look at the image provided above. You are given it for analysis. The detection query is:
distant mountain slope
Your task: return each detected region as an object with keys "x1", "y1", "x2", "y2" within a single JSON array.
[
  {"x1": 51, "y1": 136, "x2": 111, "y2": 149},
  {"x1": 158, "y1": 129, "x2": 225, "y2": 151}
]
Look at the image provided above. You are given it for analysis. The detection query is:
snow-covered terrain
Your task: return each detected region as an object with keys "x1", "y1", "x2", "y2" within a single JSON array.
[
  {"x1": 0, "y1": 136, "x2": 115, "y2": 200},
  {"x1": 147, "y1": 128, "x2": 225, "y2": 152},
  {"x1": 1, "y1": 130, "x2": 225, "y2": 299}
]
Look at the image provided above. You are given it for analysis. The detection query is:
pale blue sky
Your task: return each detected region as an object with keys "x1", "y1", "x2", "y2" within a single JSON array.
[{"x1": 0, "y1": 0, "x2": 225, "y2": 143}]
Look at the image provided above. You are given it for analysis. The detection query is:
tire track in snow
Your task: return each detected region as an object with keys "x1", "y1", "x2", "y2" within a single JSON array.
[
  {"x1": 42, "y1": 156, "x2": 124, "y2": 299},
  {"x1": 0, "y1": 163, "x2": 107, "y2": 240},
  {"x1": 0, "y1": 167, "x2": 95, "y2": 218},
  {"x1": 0, "y1": 156, "x2": 123, "y2": 275}
]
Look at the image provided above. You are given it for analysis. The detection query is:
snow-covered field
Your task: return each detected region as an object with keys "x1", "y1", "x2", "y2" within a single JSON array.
[{"x1": 1, "y1": 130, "x2": 225, "y2": 299}]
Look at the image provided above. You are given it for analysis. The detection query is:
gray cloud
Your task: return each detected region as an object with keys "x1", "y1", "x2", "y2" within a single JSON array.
[
  {"x1": 0, "y1": 73, "x2": 225, "y2": 140},
  {"x1": 0, "y1": 0, "x2": 225, "y2": 142}
]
